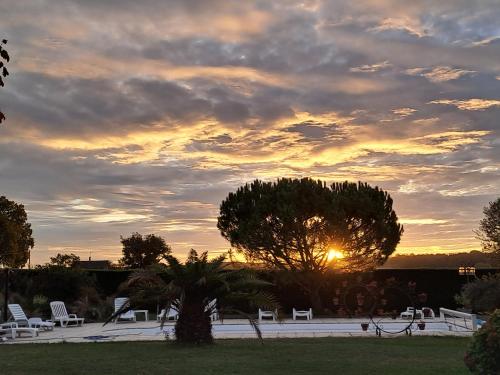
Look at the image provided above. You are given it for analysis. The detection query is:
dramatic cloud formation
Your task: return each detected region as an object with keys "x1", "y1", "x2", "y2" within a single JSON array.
[{"x1": 0, "y1": 0, "x2": 498, "y2": 263}]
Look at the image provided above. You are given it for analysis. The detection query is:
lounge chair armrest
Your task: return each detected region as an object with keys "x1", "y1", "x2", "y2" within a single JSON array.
[
  {"x1": 1, "y1": 322, "x2": 18, "y2": 328},
  {"x1": 68, "y1": 314, "x2": 78, "y2": 318}
]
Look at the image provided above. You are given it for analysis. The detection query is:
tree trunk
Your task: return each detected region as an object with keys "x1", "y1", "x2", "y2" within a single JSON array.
[{"x1": 175, "y1": 300, "x2": 213, "y2": 344}]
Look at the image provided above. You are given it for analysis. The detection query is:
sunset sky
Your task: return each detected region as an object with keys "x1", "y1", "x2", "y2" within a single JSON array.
[{"x1": 0, "y1": 0, "x2": 499, "y2": 264}]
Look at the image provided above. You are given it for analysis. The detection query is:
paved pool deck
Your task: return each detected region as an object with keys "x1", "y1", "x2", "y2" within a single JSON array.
[{"x1": 1, "y1": 318, "x2": 474, "y2": 344}]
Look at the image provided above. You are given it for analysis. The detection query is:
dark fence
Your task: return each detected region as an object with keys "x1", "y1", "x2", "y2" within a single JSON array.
[{"x1": 1, "y1": 267, "x2": 498, "y2": 321}]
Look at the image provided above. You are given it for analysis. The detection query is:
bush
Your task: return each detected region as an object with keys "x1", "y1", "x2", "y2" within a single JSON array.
[
  {"x1": 465, "y1": 309, "x2": 500, "y2": 374},
  {"x1": 28, "y1": 266, "x2": 96, "y2": 304},
  {"x1": 458, "y1": 274, "x2": 500, "y2": 313}
]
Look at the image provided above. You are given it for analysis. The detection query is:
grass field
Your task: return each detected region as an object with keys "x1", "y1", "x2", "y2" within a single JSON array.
[{"x1": 0, "y1": 337, "x2": 470, "y2": 374}]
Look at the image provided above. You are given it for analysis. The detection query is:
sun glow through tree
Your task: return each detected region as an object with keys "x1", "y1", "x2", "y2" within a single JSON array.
[{"x1": 327, "y1": 248, "x2": 345, "y2": 262}]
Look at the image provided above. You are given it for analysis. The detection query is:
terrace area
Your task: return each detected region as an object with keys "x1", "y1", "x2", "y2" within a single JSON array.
[{"x1": 3, "y1": 314, "x2": 476, "y2": 344}]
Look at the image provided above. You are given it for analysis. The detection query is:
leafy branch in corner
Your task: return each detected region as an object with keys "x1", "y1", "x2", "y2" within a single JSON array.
[{"x1": 0, "y1": 39, "x2": 10, "y2": 124}]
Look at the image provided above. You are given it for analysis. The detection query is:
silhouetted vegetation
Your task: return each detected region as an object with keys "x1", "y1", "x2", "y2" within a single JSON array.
[
  {"x1": 476, "y1": 197, "x2": 500, "y2": 258},
  {"x1": 119, "y1": 232, "x2": 171, "y2": 269},
  {"x1": 49, "y1": 253, "x2": 81, "y2": 268},
  {"x1": 110, "y1": 250, "x2": 277, "y2": 344},
  {"x1": 382, "y1": 251, "x2": 498, "y2": 269},
  {"x1": 218, "y1": 178, "x2": 403, "y2": 310},
  {"x1": 0, "y1": 196, "x2": 34, "y2": 268},
  {"x1": 465, "y1": 309, "x2": 500, "y2": 374},
  {"x1": 458, "y1": 274, "x2": 500, "y2": 314},
  {"x1": 0, "y1": 38, "x2": 9, "y2": 124}
]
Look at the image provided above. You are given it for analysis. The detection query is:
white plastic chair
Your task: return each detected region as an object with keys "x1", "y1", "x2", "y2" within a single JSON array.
[
  {"x1": 114, "y1": 297, "x2": 136, "y2": 323},
  {"x1": 292, "y1": 308, "x2": 313, "y2": 320},
  {"x1": 258, "y1": 308, "x2": 277, "y2": 322},
  {"x1": 206, "y1": 299, "x2": 219, "y2": 321},
  {"x1": 8, "y1": 304, "x2": 55, "y2": 331},
  {"x1": 49, "y1": 301, "x2": 84, "y2": 327}
]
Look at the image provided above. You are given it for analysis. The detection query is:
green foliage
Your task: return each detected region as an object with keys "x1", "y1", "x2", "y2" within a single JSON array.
[
  {"x1": 5, "y1": 268, "x2": 110, "y2": 321},
  {"x1": 72, "y1": 287, "x2": 113, "y2": 323},
  {"x1": 476, "y1": 198, "x2": 500, "y2": 257},
  {"x1": 49, "y1": 253, "x2": 81, "y2": 268},
  {"x1": 28, "y1": 266, "x2": 96, "y2": 306},
  {"x1": 465, "y1": 309, "x2": 500, "y2": 374},
  {"x1": 0, "y1": 337, "x2": 471, "y2": 375},
  {"x1": 0, "y1": 196, "x2": 34, "y2": 268},
  {"x1": 458, "y1": 274, "x2": 500, "y2": 313},
  {"x1": 32, "y1": 295, "x2": 49, "y2": 315},
  {"x1": 119, "y1": 233, "x2": 171, "y2": 269}
]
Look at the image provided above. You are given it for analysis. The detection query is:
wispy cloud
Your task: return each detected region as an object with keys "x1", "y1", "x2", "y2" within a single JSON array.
[
  {"x1": 406, "y1": 66, "x2": 475, "y2": 82},
  {"x1": 400, "y1": 218, "x2": 449, "y2": 225},
  {"x1": 350, "y1": 60, "x2": 392, "y2": 73},
  {"x1": 429, "y1": 99, "x2": 500, "y2": 110}
]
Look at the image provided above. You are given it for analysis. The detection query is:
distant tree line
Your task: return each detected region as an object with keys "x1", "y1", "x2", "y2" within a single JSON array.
[{"x1": 382, "y1": 251, "x2": 499, "y2": 269}]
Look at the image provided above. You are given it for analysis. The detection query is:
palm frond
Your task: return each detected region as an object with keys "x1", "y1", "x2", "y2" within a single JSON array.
[
  {"x1": 103, "y1": 300, "x2": 132, "y2": 326},
  {"x1": 222, "y1": 307, "x2": 264, "y2": 343}
]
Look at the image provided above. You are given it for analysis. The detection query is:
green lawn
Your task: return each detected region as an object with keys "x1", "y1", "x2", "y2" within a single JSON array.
[{"x1": 0, "y1": 337, "x2": 470, "y2": 374}]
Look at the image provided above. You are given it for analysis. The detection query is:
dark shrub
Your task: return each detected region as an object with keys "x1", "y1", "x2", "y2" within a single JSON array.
[
  {"x1": 465, "y1": 309, "x2": 500, "y2": 374},
  {"x1": 459, "y1": 274, "x2": 500, "y2": 313},
  {"x1": 28, "y1": 266, "x2": 96, "y2": 303}
]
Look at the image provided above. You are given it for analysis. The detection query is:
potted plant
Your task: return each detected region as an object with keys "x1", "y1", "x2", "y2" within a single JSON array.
[
  {"x1": 417, "y1": 321, "x2": 426, "y2": 330},
  {"x1": 361, "y1": 322, "x2": 369, "y2": 331}
]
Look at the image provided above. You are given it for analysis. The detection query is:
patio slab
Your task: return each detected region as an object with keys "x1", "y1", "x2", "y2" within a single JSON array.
[{"x1": 0, "y1": 317, "x2": 474, "y2": 344}]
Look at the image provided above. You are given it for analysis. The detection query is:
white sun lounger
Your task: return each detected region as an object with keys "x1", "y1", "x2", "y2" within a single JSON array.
[
  {"x1": 1, "y1": 322, "x2": 39, "y2": 339},
  {"x1": 8, "y1": 304, "x2": 55, "y2": 331},
  {"x1": 206, "y1": 299, "x2": 219, "y2": 321},
  {"x1": 49, "y1": 301, "x2": 84, "y2": 327},
  {"x1": 114, "y1": 297, "x2": 136, "y2": 323}
]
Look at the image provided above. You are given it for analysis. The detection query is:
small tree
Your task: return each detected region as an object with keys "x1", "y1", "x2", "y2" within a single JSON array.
[
  {"x1": 458, "y1": 274, "x2": 500, "y2": 314},
  {"x1": 0, "y1": 39, "x2": 10, "y2": 124},
  {"x1": 119, "y1": 233, "x2": 171, "y2": 269},
  {"x1": 217, "y1": 178, "x2": 403, "y2": 310},
  {"x1": 0, "y1": 196, "x2": 34, "y2": 268},
  {"x1": 109, "y1": 250, "x2": 277, "y2": 344},
  {"x1": 49, "y1": 253, "x2": 81, "y2": 268},
  {"x1": 476, "y1": 198, "x2": 500, "y2": 258}
]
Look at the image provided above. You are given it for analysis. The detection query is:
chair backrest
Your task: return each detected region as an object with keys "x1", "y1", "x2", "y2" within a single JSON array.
[
  {"x1": 8, "y1": 304, "x2": 28, "y2": 322},
  {"x1": 50, "y1": 301, "x2": 69, "y2": 319},
  {"x1": 114, "y1": 297, "x2": 129, "y2": 312},
  {"x1": 206, "y1": 299, "x2": 217, "y2": 312}
]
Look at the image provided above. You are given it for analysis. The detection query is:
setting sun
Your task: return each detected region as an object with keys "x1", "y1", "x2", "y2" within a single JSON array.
[{"x1": 327, "y1": 249, "x2": 345, "y2": 262}]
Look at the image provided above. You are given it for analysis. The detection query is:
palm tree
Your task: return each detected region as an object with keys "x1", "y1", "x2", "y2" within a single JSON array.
[{"x1": 107, "y1": 249, "x2": 278, "y2": 344}]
